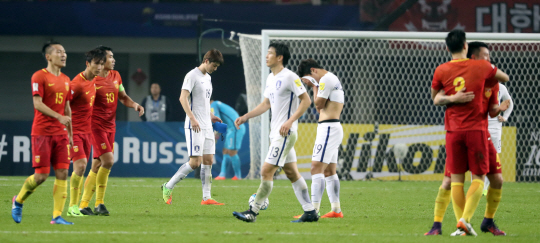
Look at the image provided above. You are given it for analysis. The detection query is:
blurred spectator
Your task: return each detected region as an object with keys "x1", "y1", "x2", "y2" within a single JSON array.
[{"x1": 141, "y1": 83, "x2": 171, "y2": 122}]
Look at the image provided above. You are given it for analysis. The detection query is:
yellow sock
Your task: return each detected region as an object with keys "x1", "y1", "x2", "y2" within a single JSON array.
[
  {"x1": 78, "y1": 174, "x2": 84, "y2": 202},
  {"x1": 53, "y1": 179, "x2": 68, "y2": 218},
  {"x1": 95, "y1": 167, "x2": 111, "y2": 207},
  {"x1": 484, "y1": 186, "x2": 502, "y2": 219},
  {"x1": 462, "y1": 179, "x2": 485, "y2": 223},
  {"x1": 434, "y1": 186, "x2": 451, "y2": 222},
  {"x1": 451, "y1": 182, "x2": 465, "y2": 223},
  {"x1": 16, "y1": 174, "x2": 39, "y2": 204},
  {"x1": 80, "y1": 171, "x2": 97, "y2": 209},
  {"x1": 69, "y1": 172, "x2": 82, "y2": 207}
]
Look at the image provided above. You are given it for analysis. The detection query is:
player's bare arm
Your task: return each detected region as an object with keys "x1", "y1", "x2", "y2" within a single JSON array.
[
  {"x1": 119, "y1": 90, "x2": 144, "y2": 117},
  {"x1": 433, "y1": 88, "x2": 475, "y2": 106},
  {"x1": 211, "y1": 113, "x2": 222, "y2": 123},
  {"x1": 64, "y1": 100, "x2": 74, "y2": 148},
  {"x1": 32, "y1": 95, "x2": 71, "y2": 126},
  {"x1": 235, "y1": 98, "x2": 271, "y2": 129},
  {"x1": 179, "y1": 89, "x2": 200, "y2": 132},
  {"x1": 280, "y1": 92, "x2": 311, "y2": 137},
  {"x1": 489, "y1": 99, "x2": 510, "y2": 118},
  {"x1": 495, "y1": 69, "x2": 510, "y2": 83},
  {"x1": 301, "y1": 77, "x2": 322, "y2": 113}
]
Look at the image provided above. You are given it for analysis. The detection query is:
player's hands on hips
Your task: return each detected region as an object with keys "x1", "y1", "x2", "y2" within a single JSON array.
[
  {"x1": 497, "y1": 116, "x2": 506, "y2": 122},
  {"x1": 280, "y1": 120, "x2": 293, "y2": 137},
  {"x1": 135, "y1": 104, "x2": 145, "y2": 117},
  {"x1": 57, "y1": 115, "x2": 71, "y2": 126},
  {"x1": 301, "y1": 77, "x2": 314, "y2": 88},
  {"x1": 190, "y1": 118, "x2": 201, "y2": 133},
  {"x1": 452, "y1": 87, "x2": 475, "y2": 103},
  {"x1": 235, "y1": 115, "x2": 247, "y2": 129},
  {"x1": 211, "y1": 114, "x2": 222, "y2": 124},
  {"x1": 499, "y1": 99, "x2": 510, "y2": 112}
]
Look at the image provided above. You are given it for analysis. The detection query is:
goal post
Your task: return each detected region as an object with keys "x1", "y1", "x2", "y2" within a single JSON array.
[{"x1": 239, "y1": 30, "x2": 540, "y2": 182}]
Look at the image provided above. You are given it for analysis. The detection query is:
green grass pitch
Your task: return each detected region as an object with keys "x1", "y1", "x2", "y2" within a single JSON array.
[{"x1": 1, "y1": 176, "x2": 539, "y2": 242}]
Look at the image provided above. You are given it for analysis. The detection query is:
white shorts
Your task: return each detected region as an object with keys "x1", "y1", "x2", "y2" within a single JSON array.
[
  {"x1": 312, "y1": 122, "x2": 343, "y2": 164},
  {"x1": 490, "y1": 135, "x2": 501, "y2": 154},
  {"x1": 185, "y1": 128, "x2": 215, "y2": 156},
  {"x1": 265, "y1": 131, "x2": 297, "y2": 167}
]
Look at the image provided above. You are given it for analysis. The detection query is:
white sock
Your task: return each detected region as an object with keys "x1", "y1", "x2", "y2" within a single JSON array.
[
  {"x1": 292, "y1": 177, "x2": 315, "y2": 212},
  {"x1": 252, "y1": 180, "x2": 273, "y2": 214},
  {"x1": 484, "y1": 176, "x2": 490, "y2": 191},
  {"x1": 325, "y1": 174, "x2": 341, "y2": 213},
  {"x1": 166, "y1": 163, "x2": 194, "y2": 189},
  {"x1": 311, "y1": 173, "x2": 325, "y2": 213},
  {"x1": 201, "y1": 165, "x2": 212, "y2": 201}
]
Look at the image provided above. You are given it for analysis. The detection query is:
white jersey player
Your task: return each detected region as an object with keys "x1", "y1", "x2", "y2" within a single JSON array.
[
  {"x1": 297, "y1": 58, "x2": 345, "y2": 219},
  {"x1": 487, "y1": 83, "x2": 513, "y2": 154},
  {"x1": 161, "y1": 49, "x2": 225, "y2": 206},
  {"x1": 483, "y1": 83, "x2": 513, "y2": 193},
  {"x1": 233, "y1": 42, "x2": 318, "y2": 223}
]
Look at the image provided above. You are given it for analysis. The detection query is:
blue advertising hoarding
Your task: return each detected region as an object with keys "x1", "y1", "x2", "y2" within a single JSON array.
[{"x1": 0, "y1": 121, "x2": 250, "y2": 178}]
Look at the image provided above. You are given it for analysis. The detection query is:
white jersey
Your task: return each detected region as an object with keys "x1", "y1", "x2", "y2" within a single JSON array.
[
  {"x1": 264, "y1": 68, "x2": 307, "y2": 138},
  {"x1": 317, "y1": 72, "x2": 344, "y2": 103},
  {"x1": 488, "y1": 83, "x2": 513, "y2": 136},
  {"x1": 182, "y1": 67, "x2": 213, "y2": 129}
]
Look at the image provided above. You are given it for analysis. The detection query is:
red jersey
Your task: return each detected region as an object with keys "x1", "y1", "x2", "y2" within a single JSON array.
[
  {"x1": 70, "y1": 72, "x2": 96, "y2": 134},
  {"x1": 431, "y1": 59, "x2": 498, "y2": 131},
  {"x1": 482, "y1": 83, "x2": 500, "y2": 122},
  {"x1": 92, "y1": 70, "x2": 122, "y2": 132},
  {"x1": 31, "y1": 69, "x2": 71, "y2": 136}
]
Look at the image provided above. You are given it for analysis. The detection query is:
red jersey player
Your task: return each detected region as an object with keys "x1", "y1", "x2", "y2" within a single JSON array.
[
  {"x1": 426, "y1": 42, "x2": 510, "y2": 236},
  {"x1": 78, "y1": 45, "x2": 144, "y2": 216},
  {"x1": 65, "y1": 48, "x2": 106, "y2": 217},
  {"x1": 430, "y1": 30, "x2": 509, "y2": 236},
  {"x1": 11, "y1": 41, "x2": 74, "y2": 225}
]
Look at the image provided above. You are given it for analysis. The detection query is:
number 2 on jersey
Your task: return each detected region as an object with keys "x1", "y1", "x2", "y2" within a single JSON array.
[{"x1": 453, "y1": 77, "x2": 465, "y2": 91}]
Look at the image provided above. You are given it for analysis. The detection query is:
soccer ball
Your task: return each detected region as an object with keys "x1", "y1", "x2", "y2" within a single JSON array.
[
  {"x1": 393, "y1": 143, "x2": 408, "y2": 159},
  {"x1": 249, "y1": 193, "x2": 269, "y2": 210}
]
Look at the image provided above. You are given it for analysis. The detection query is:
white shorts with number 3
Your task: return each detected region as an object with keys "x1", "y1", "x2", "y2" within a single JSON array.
[
  {"x1": 312, "y1": 122, "x2": 343, "y2": 164},
  {"x1": 265, "y1": 131, "x2": 297, "y2": 167}
]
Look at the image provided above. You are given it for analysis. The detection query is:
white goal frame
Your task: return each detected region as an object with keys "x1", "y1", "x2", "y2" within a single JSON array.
[{"x1": 251, "y1": 30, "x2": 540, "y2": 179}]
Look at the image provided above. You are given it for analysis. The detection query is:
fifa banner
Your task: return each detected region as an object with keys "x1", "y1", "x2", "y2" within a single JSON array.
[
  {"x1": 0, "y1": 121, "x2": 250, "y2": 178},
  {"x1": 286, "y1": 123, "x2": 517, "y2": 182},
  {"x1": 360, "y1": 0, "x2": 540, "y2": 33}
]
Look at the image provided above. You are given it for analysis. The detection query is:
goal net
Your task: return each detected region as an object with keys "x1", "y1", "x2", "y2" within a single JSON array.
[{"x1": 239, "y1": 30, "x2": 540, "y2": 182}]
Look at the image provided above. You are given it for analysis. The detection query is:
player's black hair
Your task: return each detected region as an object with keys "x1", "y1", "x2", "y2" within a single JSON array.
[
  {"x1": 203, "y1": 49, "x2": 224, "y2": 65},
  {"x1": 96, "y1": 45, "x2": 113, "y2": 52},
  {"x1": 466, "y1": 41, "x2": 489, "y2": 59},
  {"x1": 42, "y1": 40, "x2": 62, "y2": 58},
  {"x1": 269, "y1": 42, "x2": 291, "y2": 66},
  {"x1": 445, "y1": 29, "x2": 466, "y2": 54},
  {"x1": 85, "y1": 48, "x2": 106, "y2": 64},
  {"x1": 297, "y1": 58, "x2": 323, "y2": 77}
]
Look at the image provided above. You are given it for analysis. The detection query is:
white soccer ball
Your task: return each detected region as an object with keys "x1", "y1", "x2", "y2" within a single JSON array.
[
  {"x1": 394, "y1": 143, "x2": 408, "y2": 159},
  {"x1": 249, "y1": 193, "x2": 269, "y2": 210}
]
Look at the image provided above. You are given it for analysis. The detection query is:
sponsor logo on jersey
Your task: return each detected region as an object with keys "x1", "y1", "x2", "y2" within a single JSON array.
[
  {"x1": 294, "y1": 79, "x2": 302, "y2": 87},
  {"x1": 86, "y1": 91, "x2": 90, "y2": 95},
  {"x1": 48, "y1": 83, "x2": 55, "y2": 87},
  {"x1": 96, "y1": 86, "x2": 103, "y2": 89},
  {"x1": 35, "y1": 155, "x2": 40, "y2": 163},
  {"x1": 320, "y1": 83, "x2": 326, "y2": 91},
  {"x1": 101, "y1": 143, "x2": 107, "y2": 150}
]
